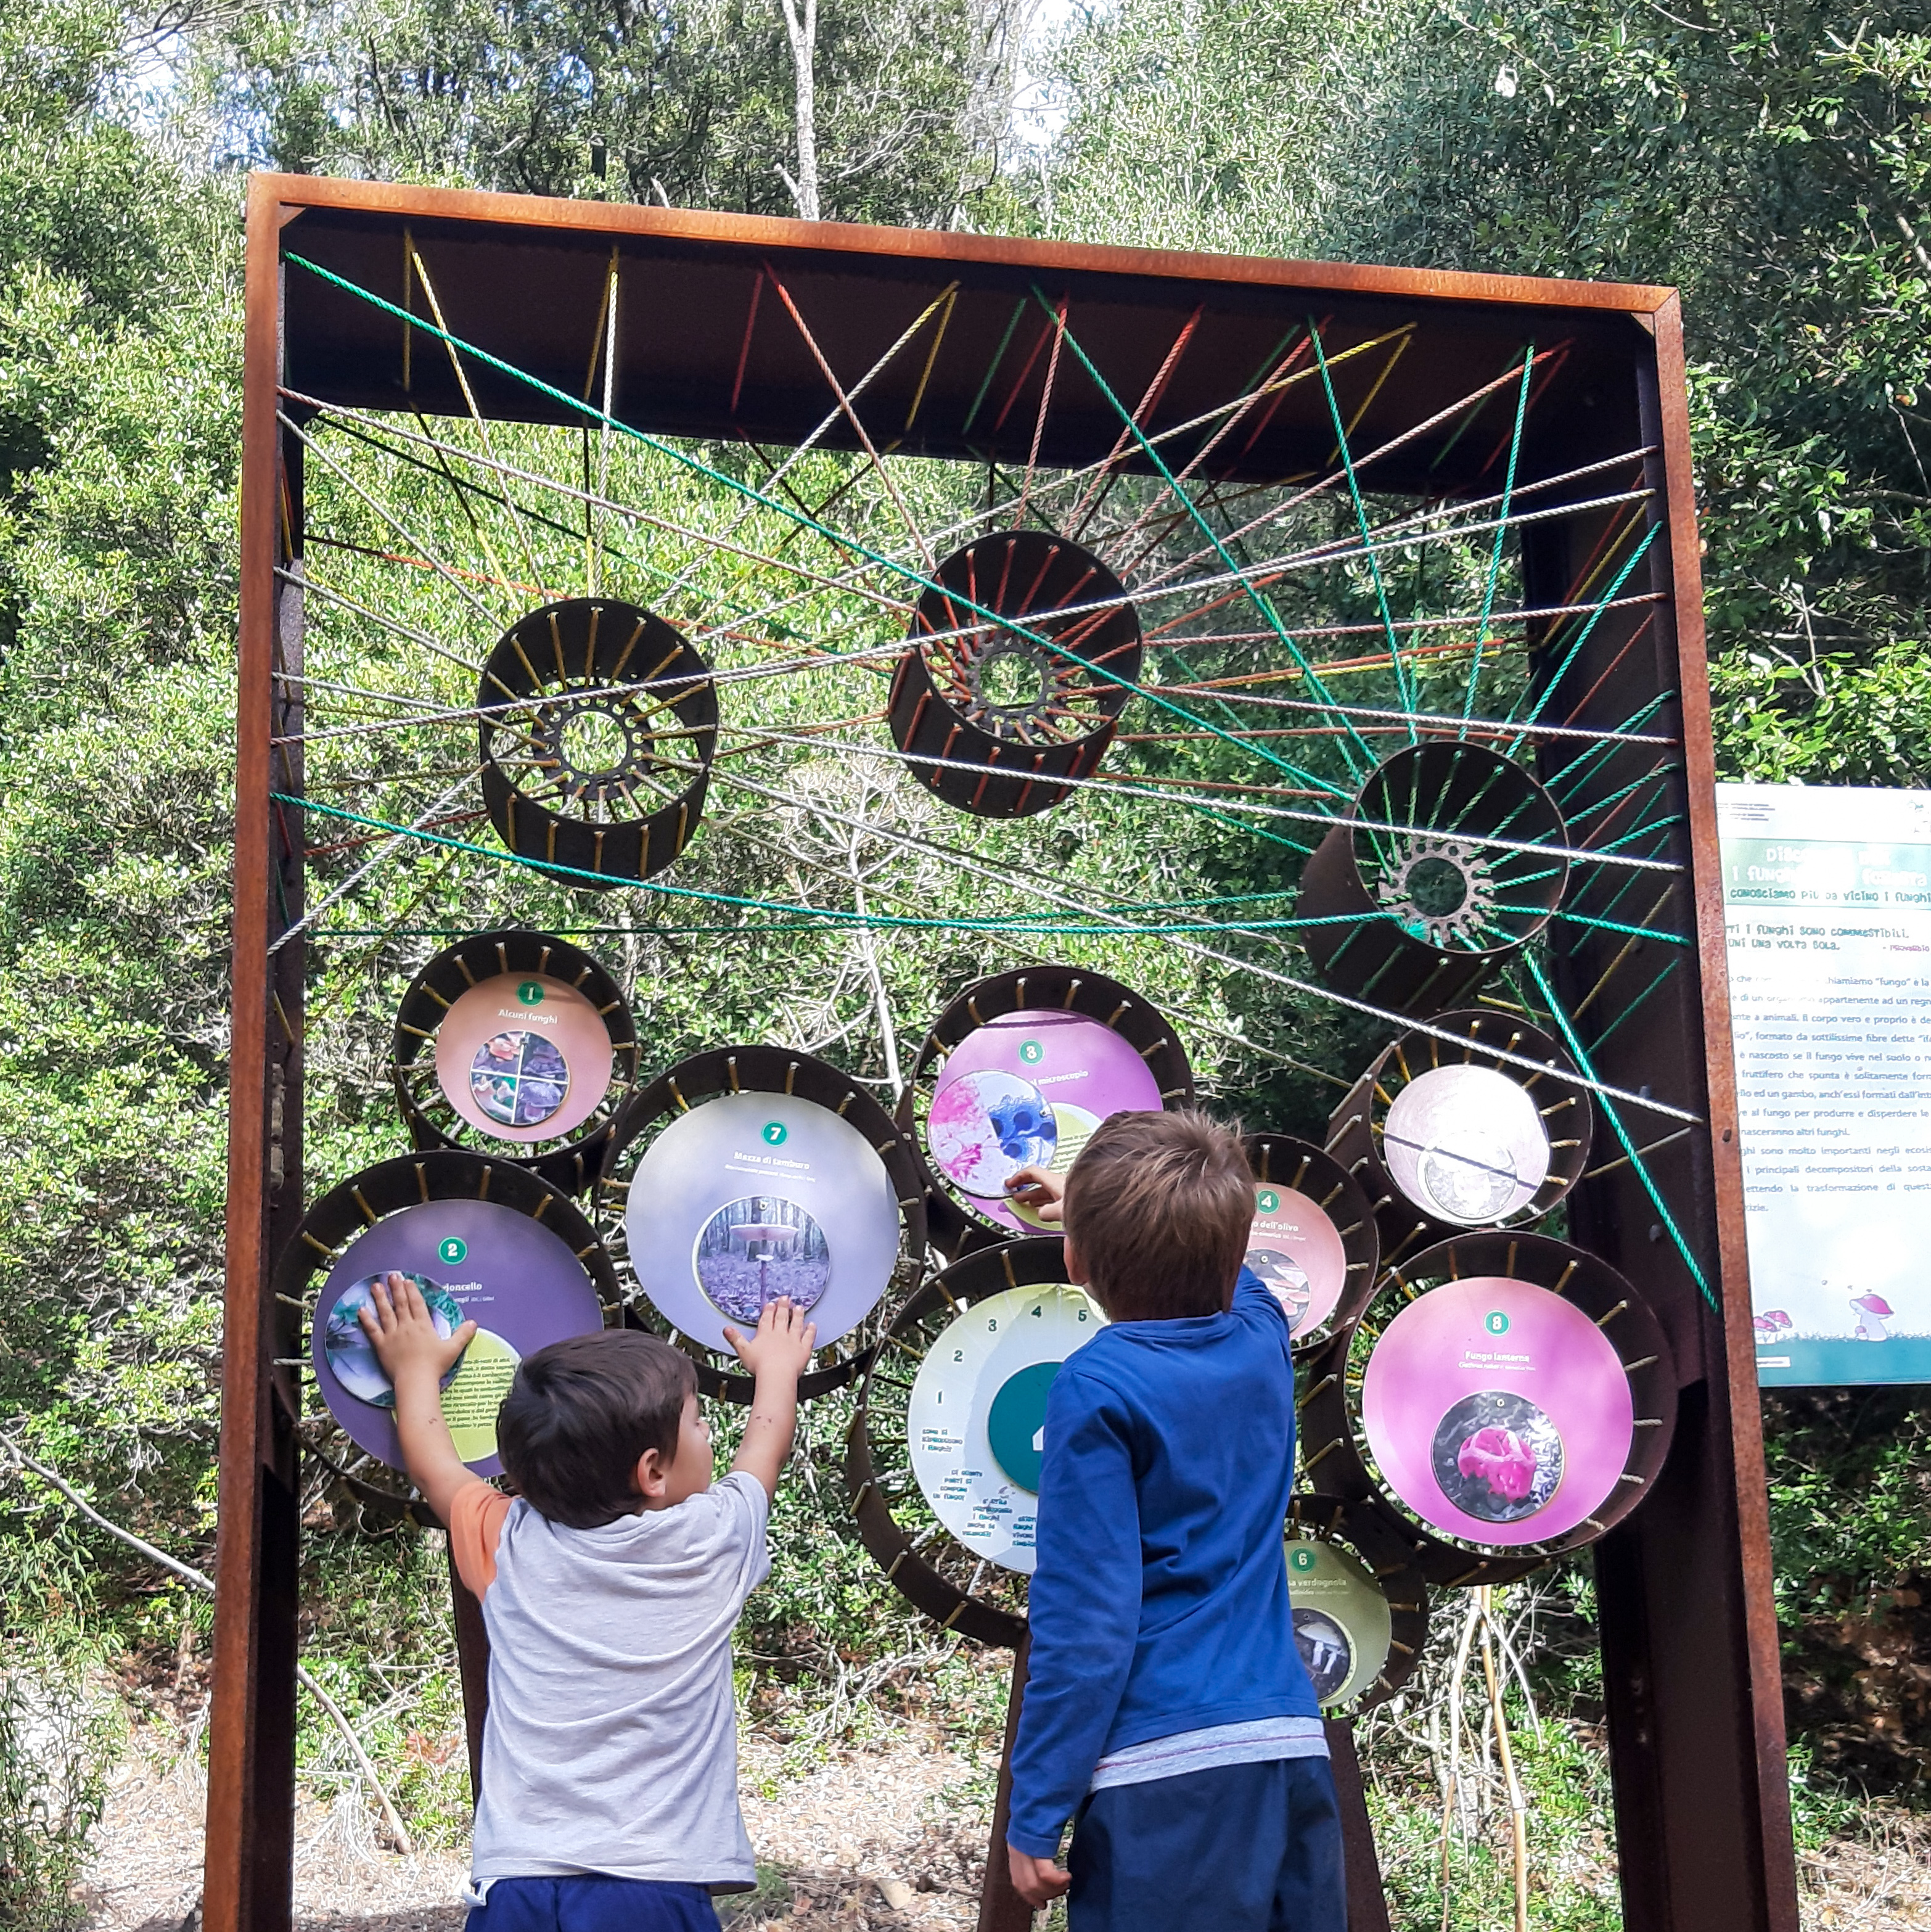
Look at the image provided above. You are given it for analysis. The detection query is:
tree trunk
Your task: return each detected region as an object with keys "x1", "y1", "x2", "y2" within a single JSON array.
[{"x1": 776, "y1": 0, "x2": 820, "y2": 220}]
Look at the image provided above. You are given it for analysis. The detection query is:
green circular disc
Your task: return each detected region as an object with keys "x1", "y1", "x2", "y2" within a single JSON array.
[
  {"x1": 986, "y1": 1359, "x2": 1062, "y2": 1492},
  {"x1": 1284, "y1": 1535, "x2": 1394, "y2": 1708}
]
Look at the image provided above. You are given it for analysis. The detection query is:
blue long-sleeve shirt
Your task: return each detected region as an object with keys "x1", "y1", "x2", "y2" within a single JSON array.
[{"x1": 1006, "y1": 1268, "x2": 1319, "y2": 1856}]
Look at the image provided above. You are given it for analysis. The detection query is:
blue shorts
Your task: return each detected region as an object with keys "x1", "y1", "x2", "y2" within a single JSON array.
[
  {"x1": 465, "y1": 1876, "x2": 718, "y2": 1932},
  {"x1": 1067, "y1": 1755, "x2": 1345, "y2": 1932}
]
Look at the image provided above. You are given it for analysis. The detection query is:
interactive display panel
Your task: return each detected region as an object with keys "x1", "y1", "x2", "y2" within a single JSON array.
[
  {"x1": 623, "y1": 1091, "x2": 901, "y2": 1354},
  {"x1": 906, "y1": 1283, "x2": 1107, "y2": 1574},
  {"x1": 310, "y1": 1198, "x2": 605, "y2": 1476}
]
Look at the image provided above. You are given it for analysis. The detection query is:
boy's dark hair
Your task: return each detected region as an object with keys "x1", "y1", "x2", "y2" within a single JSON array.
[
  {"x1": 1063, "y1": 1109, "x2": 1254, "y2": 1321},
  {"x1": 496, "y1": 1329, "x2": 697, "y2": 1529}
]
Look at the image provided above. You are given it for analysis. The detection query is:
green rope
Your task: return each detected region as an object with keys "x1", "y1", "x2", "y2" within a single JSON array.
[
  {"x1": 961, "y1": 300, "x2": 1028, "y2": 438},
  {"x1": 1564, "y1": 764, "x2": 1679, "y2": 828},
  {"x1": 1545, "y1": 693, "x2": 1676, "y2": 800},
  {"x1": 1594, "y1": 812, "x2": 1684, "y2": 855},
  {"x1": 1585, "y1": 957, "x2": 1684, "y2": 1053},
  {"x1": 1023, "y1": 286, "x2": 1374, "y2": 785},
  {"x1": 284, "y1": 252, "x2": 1351, "y2": 824},
  {"x1": 318, "y1": 412, "x2": 773, "y2": 629},
  {"x1": 1506, "y1": 524, "x2": 1660, "y2": 744},
  {"x1": 1525, "y1": 952, "x2": 1714, "y2": 1306},
  {"x1": 1308, "y1": 319, "x2": 1414, "y2": 731},
  {"x1": 277, "y1": 791, "x2": 1384, "y2": 937},
  {"x1": 1492, "y1": 905, "x2": 1691, "y2": 945},
  {"x1": 1463, "y1": 346, "x2": 1533, "y2": 731}
]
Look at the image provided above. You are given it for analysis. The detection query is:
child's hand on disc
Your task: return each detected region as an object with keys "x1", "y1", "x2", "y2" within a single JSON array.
[
  {"x1": 725, "y1": 1297, "x2": 818, "y2": 1379},
  {"x1": 358, "y1": 1271, "x2": 476, "y2": 1384},
  {"x1": 1004, "y1": 1164, "x2": 1065, "y2": 1222}
]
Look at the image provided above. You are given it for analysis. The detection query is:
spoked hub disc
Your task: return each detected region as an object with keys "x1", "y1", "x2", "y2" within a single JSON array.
[
  {"x1": 1297, "y1": 740, "x2": 1569, "y2": 1014},
  {"x1": 890, "y1": 531, "x2": 1142, "y2": 817},
  {"x1": 478, "y1": 597, "x2": 717, "y2": 886}
]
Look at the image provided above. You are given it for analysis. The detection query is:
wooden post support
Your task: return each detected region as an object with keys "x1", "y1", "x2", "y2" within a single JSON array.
[
  {"x1": 978, "y1": 1634, "x2": 1036, "y2": 1932},
  {"x1": 1324, "y1": 1718, "x2": 1390, "y2": 1932},
  {"x1": 447, "y1": 1542, "x2": 493, "y2": 1803},
  {"x1": 205, "y1": 175, "x2": 303, "y2": 1932}
]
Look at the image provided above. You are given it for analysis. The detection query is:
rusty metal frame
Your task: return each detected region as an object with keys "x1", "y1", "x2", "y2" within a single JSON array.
[{"x1": 213, "y1": 170, "x2": 1795, "y2": 1932}]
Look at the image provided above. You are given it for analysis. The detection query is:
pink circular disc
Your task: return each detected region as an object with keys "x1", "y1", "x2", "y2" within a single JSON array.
[
  {"x1": 931, "y1": 1012, "x2": 1162, "y2": 1233},
  {"x1": 433, "y1": 972, "x2": 615, "y2": 1144},
  {"x1": 1359, "y1": 1275, "x2": 1633, "y2": 1546},
  {"x1": 1246, "y1": 1185, "x2": 1348, "y2": 1338}
]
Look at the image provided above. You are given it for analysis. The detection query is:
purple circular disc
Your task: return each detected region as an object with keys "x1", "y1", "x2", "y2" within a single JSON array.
[
  {"x1": 931, "y1": 1012, "x2": 1162, "y2": 1232},
  {"x1": 1358, "y1": 1276, "x2": 1633, "y2": 1547},
  {"x1": 310, "y1": 1199, "x2": 605, "y2": 1476}
]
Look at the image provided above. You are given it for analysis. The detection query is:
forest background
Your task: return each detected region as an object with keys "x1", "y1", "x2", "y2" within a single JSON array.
[{"x1": 0, "y1": 0, "x2": 1927, "y2": 1925}]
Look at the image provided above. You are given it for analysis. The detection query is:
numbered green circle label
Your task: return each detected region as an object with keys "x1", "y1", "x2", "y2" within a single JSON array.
[
  {"x1": 1258, "y1": 1188, "x2": 1280, "y2": 1214},
  {"x1": 1019, "y1": 1039, "x2": 1044, "y2": 1065},
  {"x1": 438, "y1": 1236, "x2": 469, "y2": 1265},
  {"x1": 1289, "y1": 1544, "x2": 1317, "y2": 1572},
  {"x1": 517, "y1": 981, "x2": 544, "y2": 1006},
  {"x1": 1485, "y1": 1310, "x2": 1510, "y2": 1335},
  {"x1": 763, "y1": 1120, "x2": 788, "y2": 1146}
]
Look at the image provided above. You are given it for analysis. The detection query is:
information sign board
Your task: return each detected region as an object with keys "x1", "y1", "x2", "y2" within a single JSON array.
[{"x1": 1718, "y1": 782, "x2": 1931, "y2": 1384}]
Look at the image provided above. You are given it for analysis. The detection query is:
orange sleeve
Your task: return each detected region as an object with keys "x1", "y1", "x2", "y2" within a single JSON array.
[{"x1": 448, "y1": 1480, "x2": 512, "y2": 1600}]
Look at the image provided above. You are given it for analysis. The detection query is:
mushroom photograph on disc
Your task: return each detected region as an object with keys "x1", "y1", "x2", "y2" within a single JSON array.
[
  {"x1": 622, "y1": 1090, "x2": 900, "y2": 1355},
  {"x1": 904, "y1": 969, "x2": 1195, "y2": 1251},
  {"x1": 1297, "y1": 1233, "x2": 1677, "y2": 1581},
  {"x1": 391, "y1": 933, "x2": 638, "y2": 1196},
  {"x1": 294, "y1": 1161, "x2": 610, "y2": 1479},
  {"x1": 599, "y1": 1047, "x2": 928, "y2": 1399},
  {"x1": 928, "y1": 1013, "x2": 1148, "y2": 1235}
]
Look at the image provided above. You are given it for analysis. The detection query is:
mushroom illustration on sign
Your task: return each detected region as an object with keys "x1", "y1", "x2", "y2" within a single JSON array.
[
  {"x1": 1752, "y1": 1309, "x2": 1794, "y2": 1341},
  {"x1": 1849, "y1": 1291, "x2": 1894, "y2": 1341},
  {"x1": 1457, "y1": 1425, "x2": 1538, "y2": 1504}
]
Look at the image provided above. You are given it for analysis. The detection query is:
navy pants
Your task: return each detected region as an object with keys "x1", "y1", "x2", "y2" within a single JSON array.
[
  {"x1": 1067, "y1": 1755, "x2": 1346, "y2": 1932},
  {"x1": 466, "y1": 1877, "x2": 718, "y2": 1932}
]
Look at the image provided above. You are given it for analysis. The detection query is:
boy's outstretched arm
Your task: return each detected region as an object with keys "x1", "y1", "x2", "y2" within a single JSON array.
[
  {"x1": 724, "y1": 1297, "x2": 818, "y2": 1499},
  {"x1": 358, "y1": 1272, "x2": 478, "y2": 1527}
]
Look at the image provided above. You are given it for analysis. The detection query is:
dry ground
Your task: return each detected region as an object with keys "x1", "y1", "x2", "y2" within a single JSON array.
[
  {"x1": 82, "y1": 1721, "x2": 1931, "y2": 1932},
  {"x1": 83, "y1": 1720, "x2": 992, "y2": 1932}
]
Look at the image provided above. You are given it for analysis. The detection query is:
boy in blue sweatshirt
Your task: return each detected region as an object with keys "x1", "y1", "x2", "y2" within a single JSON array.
[{"x1": 1001, "y1": 1109, "x2": 1343, "y2": 1932}]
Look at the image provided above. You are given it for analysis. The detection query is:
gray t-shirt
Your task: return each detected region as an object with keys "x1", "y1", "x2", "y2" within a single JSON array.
[{"x1": 452, "y1": 1470, "x2": 771, "y2": 1897}]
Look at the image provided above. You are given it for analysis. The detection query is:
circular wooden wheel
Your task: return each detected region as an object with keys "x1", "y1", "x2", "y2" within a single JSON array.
[
  {"x1": 845, "y1": 1236, "x2": 1093, "y2": 1649},
  {"x1": 390, "y1": 929, "x2": 638, "y2": 1194},
  {"x1": 276, "y1": 1149, "x2": 618, "y2": 1521},
  {"x1": 478, "y1": 596, "x2": 717, "y2": 886},
  {"x1": 1297, "y1": 741, "x2": 1570, "y2": 1015},
  {"x1": 596, "y1": 1045, "x2": 929, "y2": 1403},
  {"x1": 889, "y1": 531, "x2": 1142, "y2": 817},
  {"x1": 1297, "y1": 1231, "x2": 1675, "y2": 1587},
  {"x1": 1284, "y1": 1492, "x2": 1431, "y2": 1711}
]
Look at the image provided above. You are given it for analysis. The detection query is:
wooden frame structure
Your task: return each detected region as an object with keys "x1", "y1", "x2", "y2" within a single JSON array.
[{"x1": 213, "y1": 170, "x2": 1798, "y2": 1932}]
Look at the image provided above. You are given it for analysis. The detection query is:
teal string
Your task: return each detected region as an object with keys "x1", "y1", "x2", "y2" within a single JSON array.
[
  {"x1": 284, "y1": 252, "x2": 1351, "y2": 832},
  {"x1": 277, "y1": 791, "x2": 1384, "y2": 937},
  {"x1": 1023, "y1": 285, "x2": 1374, "y2": 785},
  {"x1": 1524, "y1": 952, "x2": 1714, "y2": 1306},
  {"x1": 1308, "y1": 318, "x2": 1414, "y2": 732},
  {"x1": 1506, "y1": 524, "x2": 1660, "y2": 746},
  {"x1": 1463, "y1": 345, "x2": 1533, "y2": 731}
]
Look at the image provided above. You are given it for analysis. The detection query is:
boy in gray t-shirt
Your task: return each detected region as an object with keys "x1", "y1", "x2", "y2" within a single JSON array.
[{"x1": 359, "y1": 1272, "x2": 816, "y2": 1931}]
